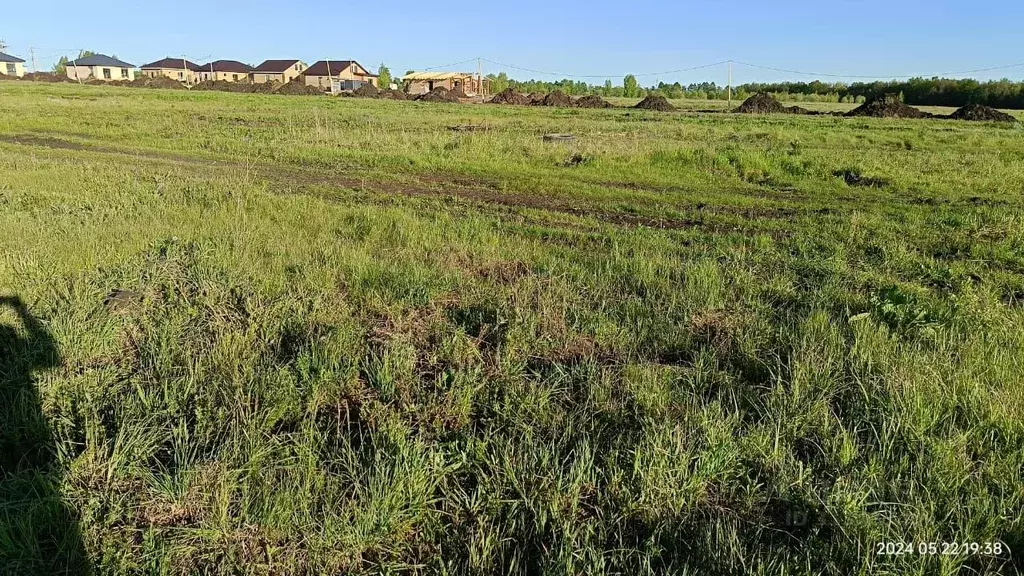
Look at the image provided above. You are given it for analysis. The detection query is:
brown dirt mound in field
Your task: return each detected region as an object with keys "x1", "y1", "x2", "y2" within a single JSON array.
[
  {"x1": 251, "y1": 81, "x2": 281, "y2": 94},
  {"x1": 21, "y1": 72, "x2": 68, "y2": 82},
  {"x1": 276, "y1": 79, "x2": 323, "y2": 95},
  {"x1": 450, "y1": 86, "x2": 469, "y2": 99},
  {"x1": 737, "y1": 93, "x2": 786, "y2": 113},
  {"x1": 634, "y1": 95, "x2": 676, "y2": 112},
  {"x1": 84, "y1": 79, "x2": 107, "y2": 85},
  {"x1": 948, "y1": 104, "x2": 1017, "y2": 122},
  {"x1": 533, "y1": 90, "x2": 573, "y2": 107},
  {"x1": 845, "y1": 94, "x2": 932, "y2": 119},
  {"x1": 735, "y1": 93, "x2": 816, "y2": 115},
  {"x1": 489, "y1": 88, "x2": 532, "y2": 105},
  {"x1": 528, "y1": 92, "x2": 545, "y2": 104},
  {"x1": 415, "y1": 87, "x2": 460, "y2": 103},
  {"x1": 575, "y1": 94, "x2": 613, "y2": 108},
  {"x1": 191, "y1": 80, "x2": 258, "y2": 93},
  {"x1": 352, "y1": 82, "x2": 380, "y2": 97},
  {"x1": 379, "y1": 89, "x2": 409, "y2": 100},
  {"x1": 128, "y1": 76, "x2": 186, "y2": 89}
]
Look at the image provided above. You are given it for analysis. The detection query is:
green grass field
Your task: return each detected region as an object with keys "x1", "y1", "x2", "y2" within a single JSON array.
[{"x1": 1, "y1": 81, "x2": 1023, "y2": 575}]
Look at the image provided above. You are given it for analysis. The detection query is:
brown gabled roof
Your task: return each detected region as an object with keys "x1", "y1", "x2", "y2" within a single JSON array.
[
  {"x1": 141, "y1": 57, "x2": 203, "y2": 71},
  {"x1": 303, "y1": 60, "x2": 378, "y2": 78},
  {"x1": 201, "y1": 60, "x2": 251, "y2": 73},
  {"x1": 252, "y1": 59, "x2": 301, "y2": 73}
]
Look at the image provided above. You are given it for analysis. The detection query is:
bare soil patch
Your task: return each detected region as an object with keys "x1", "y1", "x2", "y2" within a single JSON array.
[{"x1": 0, "y1": 134, "x2": 88, "y2": 151}]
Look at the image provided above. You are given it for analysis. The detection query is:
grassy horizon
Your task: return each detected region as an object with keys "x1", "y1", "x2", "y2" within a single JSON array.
[{"x1": 1, "y1": 81, "x2": 1022, "y2": 575}]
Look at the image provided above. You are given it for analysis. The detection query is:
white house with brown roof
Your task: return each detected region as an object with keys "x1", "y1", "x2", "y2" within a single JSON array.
[
  {"x1": 251, "y1": 60, "x2": 307, "y2": 84},
  {"x1": 302, "y1": 60, "x2": 377, "y2": 91},
  {"x1": 197, "y1": 60, "x2": 252, "y2": 82},
  {"x1": 0, "y1": 52, "x2": 26, "y2": 78},
  {"x1": 140, "y1": 57, "x2": 203, "y2": 84},
  {"x1": 66, "y1": 54, "x2": 136, "y2": 82}
]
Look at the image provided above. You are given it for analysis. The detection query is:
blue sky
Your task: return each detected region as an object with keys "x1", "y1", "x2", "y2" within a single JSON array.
[{"x1": 4, "y1": 0, "x2": 1023, "y2": 86}]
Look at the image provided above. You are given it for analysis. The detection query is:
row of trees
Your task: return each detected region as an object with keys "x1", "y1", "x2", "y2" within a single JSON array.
[{"x1": 482, "y1": 72, "x2": 1024, "y2": 107}]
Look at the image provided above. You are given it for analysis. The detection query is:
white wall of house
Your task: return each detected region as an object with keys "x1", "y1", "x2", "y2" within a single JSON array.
[
  {"x1": 67, "y1": 64, "x2": 135, "y2": 81},
  {"x1": 1, "y1": 61, "x2": 26, "y2": 78}
]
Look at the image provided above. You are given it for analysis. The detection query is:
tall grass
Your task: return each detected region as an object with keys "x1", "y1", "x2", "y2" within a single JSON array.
[{"x1": 0, "y1": 81, "x2": 1022, "y2": 575}]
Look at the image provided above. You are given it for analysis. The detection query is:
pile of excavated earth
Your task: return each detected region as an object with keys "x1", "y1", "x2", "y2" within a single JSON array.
[
  {"x1": 488, "y1": 88, "x2": 614, "y2": 109},
  {"x1": 736, "y1": 93, "x2": 814, "y2": 115},
  {"x1": 948, "y1": 104, "x2": 1017, "y2": 122},
  {"x1": 9, "y1": 74, "x2": 1020, "y2": 121},
  {"x1": 415, "y1": 87, "x2": 461, "y2": 103},
  {"x1": 845, "y1": 94, "x2": 933, "y2": 119},
  {"x1": 634, "y1": 95, "x2": 676, "y2": 112}
]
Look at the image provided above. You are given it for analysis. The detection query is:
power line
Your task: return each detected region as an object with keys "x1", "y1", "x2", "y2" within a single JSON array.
[
  {"x1": 480, "y1": 57, "x2": 729, "y2": 79},
  {"x1": 732, "y1": 60, "x2": 1024, "y2": 80}
]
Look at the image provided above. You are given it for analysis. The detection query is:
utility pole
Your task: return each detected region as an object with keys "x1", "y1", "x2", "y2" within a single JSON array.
[
  {"x1": 182, "y1": 54, "x2": 189, "y2": 85},
  {"x1": 727, "y1": 60, "x2": 733, "y2": 109},
  {"x1": 30, "y1": 47, "x2": 37, "y2": 73},
  {"x1": 73, "y1": 51, "x2": 83, "y2": 84},
  {"x1": 477, "y1": 57, "x2": 483, "y2": 97}
]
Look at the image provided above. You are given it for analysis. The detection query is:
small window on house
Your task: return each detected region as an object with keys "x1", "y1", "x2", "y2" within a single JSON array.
[
  {"x1": 233, "y1": 74, "x2": 238, "y2": 81},
  {"x1": 5, "y1": 63, "x2": 15, "y2": 75},
  {"x1": 121, "y1": 68, "x2": 129, "y2": 78},
  {"x1": 103, "y1": 68, "x2": 111, "y2": 79}
]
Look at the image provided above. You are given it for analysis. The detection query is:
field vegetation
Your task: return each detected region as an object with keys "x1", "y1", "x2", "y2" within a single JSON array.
[{"x1": 1, "y1": 81, "x2": 1023, "y2": 575}]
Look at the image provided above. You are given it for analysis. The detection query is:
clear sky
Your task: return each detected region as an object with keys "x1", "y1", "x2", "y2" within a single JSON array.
[{"x1": 4, "y1": 0, "x2": 1023, "y2": 86}]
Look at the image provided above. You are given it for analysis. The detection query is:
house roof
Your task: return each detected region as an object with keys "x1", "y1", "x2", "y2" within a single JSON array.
[
  {"x1": 402, "y1": 71, "x2": 475, "y2": 81},
  {"x1": 0, "y1": 52, "x2": 26, "y2": 63},
  {"x1": 201, "y1": 60, "x2": 251, "y2": 73},
  {"x1": 69, "y1": 54, "x2": 134, "y2": 68},
  {"x1": 140, "y1": 57, "x2": 203, "y2": 71},
  {"x1": 252, "y1": 59, "x2": 302, "y2": 73},
  {"x1": 303, "y1": 60, "x2": 378, "y2": 77}
]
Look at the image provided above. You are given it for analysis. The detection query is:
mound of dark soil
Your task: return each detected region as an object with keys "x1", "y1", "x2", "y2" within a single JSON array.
[
  {"x1": 489, "y1": 88, "x2": 532, "y2": 106},
  {"x1": 21, "y1": 72, "x2": 69, "y2": 82},
  {"x1": 737, "y1": 93, "x2": 786, "y2": 114},
  {"x1": 948, "y1": 104, "x2": 1017, "y2": 122},
  {"x1": 191, "y1": 80, "x2": 258, "y2": 93},
  {"x1": 378, "y1": 89, "x2": 409, "y2": 100},
  {"x1": 415, "y1": 87, "x2": 460, "y2": 103},
  {"x1": 845, "y1": 94, "x2": 931, "y2": 119},
  {"x1": 127, "y1": 76, "x2": 186, "y2": 89},
  {"x1": 450, "y1": 86, "x2": 469, "y2": 99},
  {"x1": 634, "y1": 95, "x2": 676, "y2": 112},
  {"x1": 276, "y1": 79, "x2": 323, "y2": 95},
  {"x1": 533, "y1": 90, "x2": 573, "y2": 107},
  {"x1": 575, "y1": 94, "x2": 613, "y2": 109},
  {"x1": 352, "y1": 82, "x2": 380, "y2": 98}
]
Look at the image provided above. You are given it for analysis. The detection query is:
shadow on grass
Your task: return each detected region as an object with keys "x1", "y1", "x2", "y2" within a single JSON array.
[{"x1": 1, "y1": 296, "x2": 87, "y2": 574}]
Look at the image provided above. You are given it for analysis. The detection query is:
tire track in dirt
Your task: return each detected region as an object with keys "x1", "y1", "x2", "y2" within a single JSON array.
[{"x1": 1, "y1": 132, "x2": 792, "y2": 235}]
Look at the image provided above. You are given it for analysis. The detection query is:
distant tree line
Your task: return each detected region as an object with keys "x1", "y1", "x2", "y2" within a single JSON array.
[{"x1": 485, "y1": 72, "x2": 1024, "y2": 107}]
